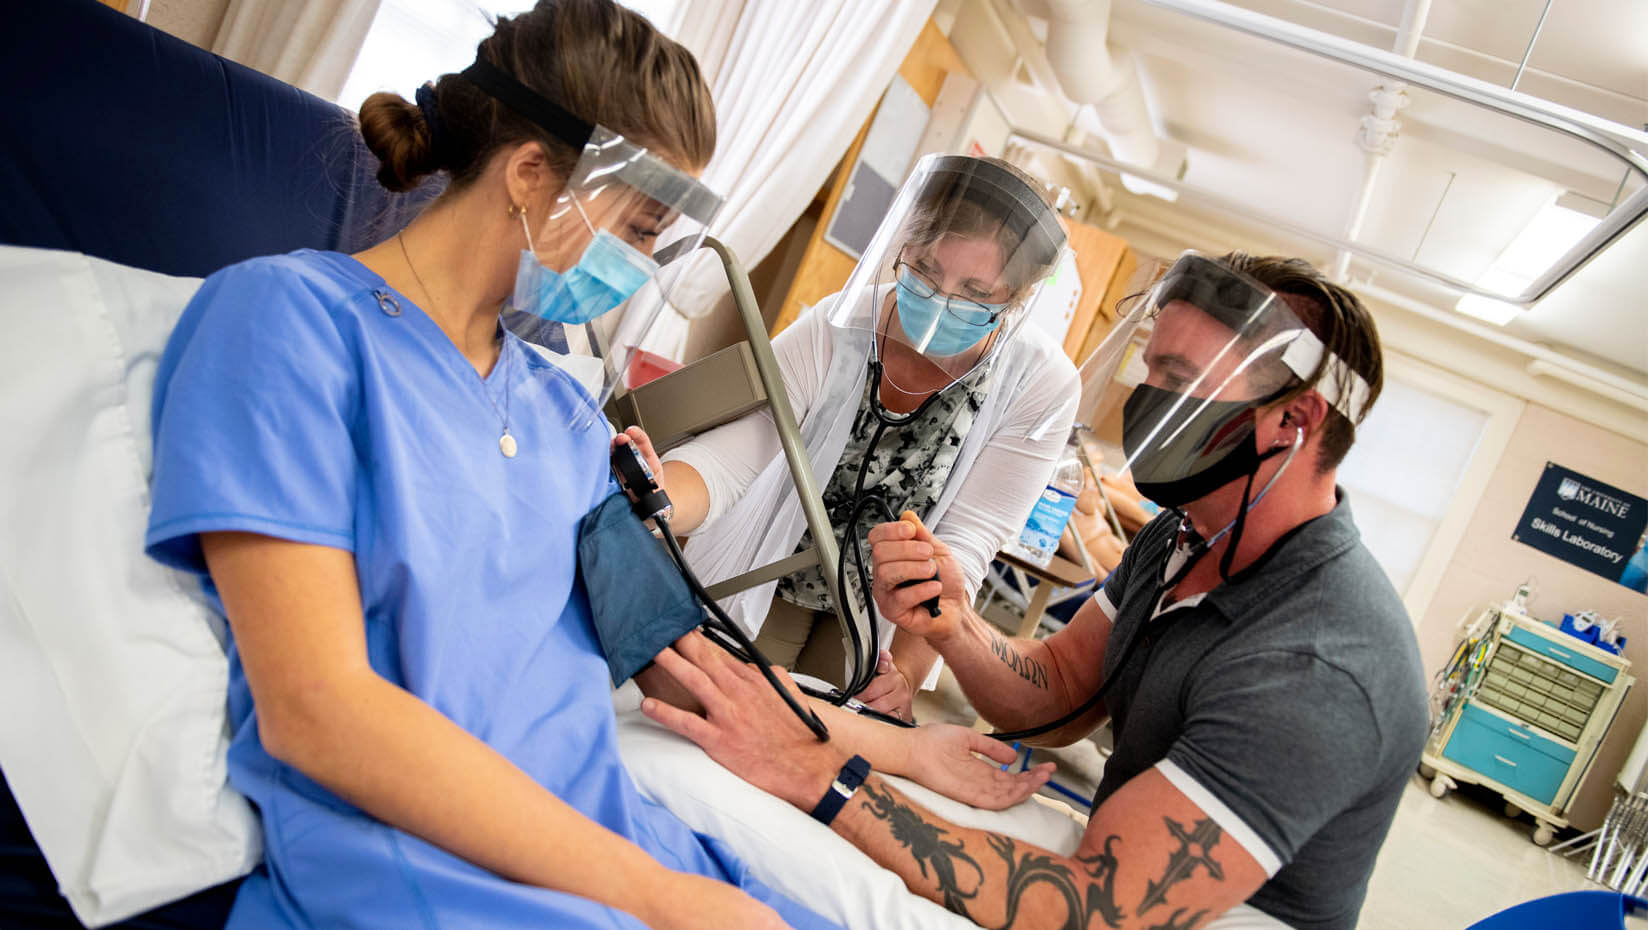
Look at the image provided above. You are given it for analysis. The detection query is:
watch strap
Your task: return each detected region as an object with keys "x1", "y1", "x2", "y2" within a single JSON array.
[{"x1": 810, "y1": 754, "x2": 871, "y2": 827}]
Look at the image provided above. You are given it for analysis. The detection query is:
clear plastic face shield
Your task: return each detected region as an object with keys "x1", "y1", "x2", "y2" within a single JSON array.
[
  {"x1": 1075, "y1": 252, "x2": 1371, "y2": 512},
  {"x1": 460, "y1": 58, "x2": 725, "y2": 431},
  {"x1": 824, "y1": 154, "x2": 1068, "y2": 403}
]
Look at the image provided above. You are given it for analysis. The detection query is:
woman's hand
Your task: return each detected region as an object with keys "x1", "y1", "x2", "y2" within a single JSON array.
[
  {"x1": 646, "y1": 873, "x2": 790, "y2": 930},
  {"x1": 867, "y1": 512, "x2": 969, "y2": 643},
  {"x1": 856, "y1": 650, "x2": 914, "y2": 722},
  {"x1": 612, "y1": 426, "x2": 664, "y2": 488},
  {"x1": 612, "y1": 427, "x2": 670, "y2": 527},
  {"x1": 905, "y1": 725, "x2": 1055, "y2": 811}
]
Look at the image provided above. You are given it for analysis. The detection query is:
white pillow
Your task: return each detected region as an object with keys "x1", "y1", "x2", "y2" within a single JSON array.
[
  {"x1": 612, "y1": 684, "x2": 1088, "y2": 930},
  {"x1": 0, "y1": 246, "x2": 260, "y2": 927}
]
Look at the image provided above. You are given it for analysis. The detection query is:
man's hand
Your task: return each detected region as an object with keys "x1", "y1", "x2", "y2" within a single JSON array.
[
  {"x1": 855, "y1": 650, "x2": 914, "y2": 722},
  {"x1": 868, "y1": 512, "x2": 969, "y2": 641},
  {"x1": 905, "y1": 725, "x2": 1055, "y2": 811},
  {"x1": 642, "y1": 632, "x2": 846, "y2": 810}
]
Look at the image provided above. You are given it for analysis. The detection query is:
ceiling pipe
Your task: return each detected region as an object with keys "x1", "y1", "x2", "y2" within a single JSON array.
[
  {"x1": 1009, "y1": 125, "x2": 1648, "y2": 312},
  {"x1": 1332, "y1": 84, "x2": 1410, "y2": 281},
  {"x1": 1510, "y1": 0, "x2": 1555, "y2": 93},
  {"x1": 1011, "y1": 125, "x2": 1486, "y2": 293},
  {"x1": 1330, "y1": 0, "x2": 1431, "y2": 282},
  {"x1": 1525, "y1": 360, "x2": 1648, "y2": 414},
  {"x1": 1015, "y1": 0, "x2": 1179, "y2": 182},
  {"x1": 1136, "y1": 0, "x2": 1648, "y2": 305},
  {"x1": 1391, "y1": 0, "x2": 1433, "y2": 59},
  {"x1": 1355, "y1": 279, "x2": 1648, "y2": 408}
]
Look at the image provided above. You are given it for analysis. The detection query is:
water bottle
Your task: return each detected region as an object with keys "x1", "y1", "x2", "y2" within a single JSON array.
[{"x1": 1003, "y1": 437, "x2": 1084, "y2": 568}]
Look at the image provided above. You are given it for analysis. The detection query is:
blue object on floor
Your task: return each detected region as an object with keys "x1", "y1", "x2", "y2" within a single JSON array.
[
  {"x1": 1003, "y1": 741, "x2": 1094, "y2": 811},
  {"x1": 1465, "y1": 890, "x2": 1647, "y2": 929}
]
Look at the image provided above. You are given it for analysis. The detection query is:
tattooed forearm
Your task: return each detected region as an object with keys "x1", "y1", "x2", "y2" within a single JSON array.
[
  {"x1": 854, "y1": 785, "x2": 1228, "y2": 930},
  {"x1": 987, "y1": 833, "x2": 1125, "y2": 930},
  {"x1": 989, "y1": 630, "x2": 1049, "y2": 690},
  {"x1": 858, "y1": 780, "x2": 984, "y2": 916},
  {"x1": 1139, "y1": 817, "x2": 1223, "y2": 915}
]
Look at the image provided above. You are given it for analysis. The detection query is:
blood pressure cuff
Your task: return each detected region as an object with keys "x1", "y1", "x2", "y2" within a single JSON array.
[{"x1": 577, "y1": 491, "x2": 705, "y2": 686}]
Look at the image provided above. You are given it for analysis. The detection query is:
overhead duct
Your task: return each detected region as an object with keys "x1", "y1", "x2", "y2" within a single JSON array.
[{"x1": 1014, "y1": 0, "x2": 1185, "y2": 192}]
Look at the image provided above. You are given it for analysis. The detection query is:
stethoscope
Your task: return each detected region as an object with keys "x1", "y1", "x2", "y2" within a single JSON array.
[
  {"x1": 984, "y1": 425, "x2": 1306, "y2": 742},
  {"x1": 827, "y1": 359, "x2": 957, "y2": 701},
  {"x1": 607, "y1": 357, "x2": 968, "y2": 739}
]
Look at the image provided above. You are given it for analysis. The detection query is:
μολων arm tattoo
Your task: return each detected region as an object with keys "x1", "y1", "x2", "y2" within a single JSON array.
[{"x1": 989, "y1": 629, "x2": 1049, "y2": 690}]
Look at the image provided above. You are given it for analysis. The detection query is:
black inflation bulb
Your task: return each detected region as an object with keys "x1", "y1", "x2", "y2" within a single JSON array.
[
  {"x1": 894, "y1": 577, "x2": 942, "y2": 617},
  {"x1": 611, "y1": 441, "x2": 673, "y2": 522}
]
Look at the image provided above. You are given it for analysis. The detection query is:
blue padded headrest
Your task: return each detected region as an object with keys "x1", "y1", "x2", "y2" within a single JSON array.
[{"x1": 1, "y1": 0, "x2": 442, "y2": 277}]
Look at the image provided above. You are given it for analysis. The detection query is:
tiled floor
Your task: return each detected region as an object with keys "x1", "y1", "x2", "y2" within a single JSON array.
[
  {"x1": 913, "y1": 669, "x2": 1605, "y2": 929},
  {"x1": 1359, "y1": 778, "x2": 1592, "y2": 928}
]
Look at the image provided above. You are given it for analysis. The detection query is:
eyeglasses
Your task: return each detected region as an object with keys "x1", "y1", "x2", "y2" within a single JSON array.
[{"x1": 893, "y1": 259, "x2": 1010, "y2": 325}]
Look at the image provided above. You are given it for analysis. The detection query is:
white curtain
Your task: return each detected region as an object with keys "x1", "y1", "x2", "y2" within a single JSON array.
[
  {"x1": 642, "y1": 0, "x2": 938, "y2": 359},
  {"x1": 213, "y1": 0, "x2": 382, "y2": 101}
]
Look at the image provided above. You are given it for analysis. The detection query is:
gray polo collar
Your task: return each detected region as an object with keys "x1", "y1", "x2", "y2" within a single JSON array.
[{"x1": 1199, "y1": 488, "x2": 1361, "y2": 618}]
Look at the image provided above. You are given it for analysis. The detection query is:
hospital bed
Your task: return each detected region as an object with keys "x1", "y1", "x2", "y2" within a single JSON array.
[{"x1": 0, "y1": 3, "x2": 1084, "y2": 927}]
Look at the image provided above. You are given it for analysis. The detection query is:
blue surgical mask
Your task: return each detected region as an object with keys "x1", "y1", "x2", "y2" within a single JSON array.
[
  {"x1": 894, "y1": 266, "x2": 1005, "y2": 357},
  {"x1": 513, "y1": 229, "x2": 659, "y2": 324}
]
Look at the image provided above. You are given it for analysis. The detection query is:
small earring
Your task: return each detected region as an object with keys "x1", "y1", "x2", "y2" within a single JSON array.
[{"x1": 507, "y1": 202, "x2": 526, "y2": 218}]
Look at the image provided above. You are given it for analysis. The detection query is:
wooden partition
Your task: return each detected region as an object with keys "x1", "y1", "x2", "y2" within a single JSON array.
[{"x1": 1062, "y1": 220, "x2": 1136, "y2": 364}]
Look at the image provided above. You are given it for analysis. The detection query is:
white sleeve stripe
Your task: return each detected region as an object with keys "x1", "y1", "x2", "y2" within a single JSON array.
[
  {"x1": 1155, "y1": 759, "x2": 1284, "y2": 878},
  {"x1": 1095, "y1": 589, "x2": 1118, "y2": 622}
]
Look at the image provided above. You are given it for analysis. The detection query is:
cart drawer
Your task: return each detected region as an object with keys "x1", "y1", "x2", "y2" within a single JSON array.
[
  {"x1": 1443, "y1": 713, "x2": 1567, "y2": 805},
  {"x1": 1459, "y1": 703, "x2": 1575, "y2": 765},
  {"x1": 1504, "y1": 625, "x2": 1618, "y2": 684}
]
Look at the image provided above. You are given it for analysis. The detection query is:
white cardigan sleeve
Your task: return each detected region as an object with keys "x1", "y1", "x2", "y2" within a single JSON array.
[
  {"x1": 932, "y1": 339, "x2": 1081, "y2": 598},
  {"x1": 661, "y1": 304, "x2": 833, "y2": 532}
]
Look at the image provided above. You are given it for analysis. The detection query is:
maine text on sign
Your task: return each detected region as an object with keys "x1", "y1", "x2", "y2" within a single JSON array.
[{"x1": 1558, "y1": 477, "x2": 1632, "y2": 519}]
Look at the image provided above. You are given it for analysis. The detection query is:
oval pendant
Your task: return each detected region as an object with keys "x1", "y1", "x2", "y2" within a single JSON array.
[{"x1": 499, "y1": 432, "x2": 518, "y2": 458}]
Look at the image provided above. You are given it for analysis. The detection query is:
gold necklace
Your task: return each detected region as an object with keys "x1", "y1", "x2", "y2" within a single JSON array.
[{"x1": 397, "y1": 232, "x2": 517, "y2": 458}]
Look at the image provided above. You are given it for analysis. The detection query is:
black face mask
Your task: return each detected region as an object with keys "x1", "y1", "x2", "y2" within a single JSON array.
[{"x1": 1122, "y1": 384, "x2": 1264, "y2": 508}]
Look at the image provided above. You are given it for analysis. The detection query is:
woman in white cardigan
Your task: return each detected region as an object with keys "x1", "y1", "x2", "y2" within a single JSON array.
[{"x1": 657, "y1": 155, "x2": 1079, "y2": 721}]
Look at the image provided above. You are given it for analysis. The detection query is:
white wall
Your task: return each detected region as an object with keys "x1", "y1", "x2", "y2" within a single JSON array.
[{"x1": 143, "y1": 0, "x2": 230, "y2": 50}]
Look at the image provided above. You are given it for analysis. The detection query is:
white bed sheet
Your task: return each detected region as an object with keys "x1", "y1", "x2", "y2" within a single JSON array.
[{"x1": 612, "y1": 682, "x2": 1088, "y2": 930}]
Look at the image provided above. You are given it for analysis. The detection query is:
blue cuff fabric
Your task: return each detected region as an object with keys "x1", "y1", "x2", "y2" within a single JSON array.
[{"x1": 577, "y1": 491, "x2": 705, "y2": 686}]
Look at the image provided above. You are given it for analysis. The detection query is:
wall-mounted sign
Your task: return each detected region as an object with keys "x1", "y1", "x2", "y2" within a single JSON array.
[
  {"x1": 1513, "y1": 462, "x2": 1647, "y2": 592},
  {"x1": 824, "y1": 75, "x2": 930, "y2": 262}
]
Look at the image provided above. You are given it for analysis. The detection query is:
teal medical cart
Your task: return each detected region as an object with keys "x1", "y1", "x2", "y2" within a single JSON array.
[{"x1": 1423, "y1": 603, "x2": 1634, "y2": 845}]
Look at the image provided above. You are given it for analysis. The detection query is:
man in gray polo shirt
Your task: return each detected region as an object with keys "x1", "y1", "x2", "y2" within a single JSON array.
[{"x1": 644, "y1": 252, "x2": 1428, "y2": 929}]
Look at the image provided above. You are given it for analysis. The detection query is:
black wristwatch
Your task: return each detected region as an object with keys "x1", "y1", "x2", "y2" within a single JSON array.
[{"x1": 810, "y1": 754, "x2": 871, "y2": 827}]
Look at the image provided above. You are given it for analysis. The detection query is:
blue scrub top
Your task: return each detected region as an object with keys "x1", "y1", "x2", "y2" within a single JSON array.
[{"x1": 146, "y1": 251, "x2": 836, "y2": 929}]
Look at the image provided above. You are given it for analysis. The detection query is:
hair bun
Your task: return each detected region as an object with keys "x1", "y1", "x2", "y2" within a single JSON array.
[{"x1": 359, "y1": 91, "x2": 441, "y2": 192}]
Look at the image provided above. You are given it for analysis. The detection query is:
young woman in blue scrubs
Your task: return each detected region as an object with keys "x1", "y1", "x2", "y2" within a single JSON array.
[{"x1": 142, "y1": 2, "x2": 825, "y2": 926}]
